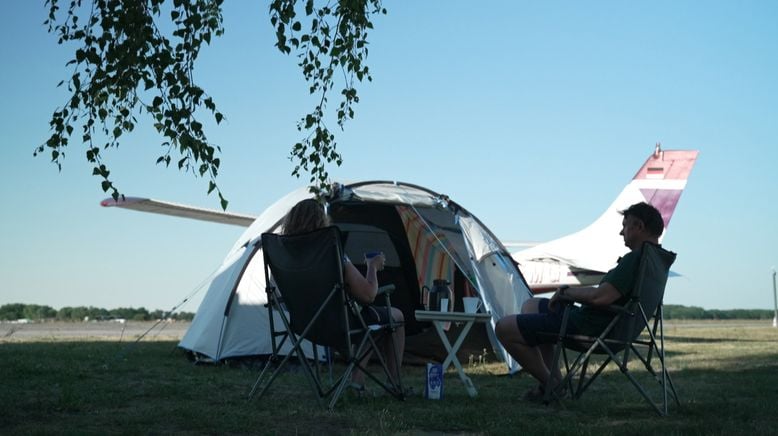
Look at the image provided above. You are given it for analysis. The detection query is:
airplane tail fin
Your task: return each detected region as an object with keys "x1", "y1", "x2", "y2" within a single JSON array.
[
  {"x1": 631, "y1": 145, "x2": 699, "y2": 230},
  {"x1": 514, "y1": 144, "x2": 699, "y2": 273}
]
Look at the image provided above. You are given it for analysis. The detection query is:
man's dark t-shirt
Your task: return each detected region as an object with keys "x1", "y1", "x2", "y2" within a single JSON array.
[{"x1": 569, "y1": 249, "x2": 642, "y2": 336}]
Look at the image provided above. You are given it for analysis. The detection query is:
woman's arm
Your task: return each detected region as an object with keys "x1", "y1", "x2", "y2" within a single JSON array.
[{"x1": 343, "y1": 254, "x2": 385, "y2": 304}]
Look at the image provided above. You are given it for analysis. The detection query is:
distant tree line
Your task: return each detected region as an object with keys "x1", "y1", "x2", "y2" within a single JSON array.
[
  {"x1": 1, "y1": 303, "x2": 774, "y2": 322},
  {"x1": 663, "y1": 305, "x2": 774, "y2": 320},
  {"x1": 0, "y1": 304, "x2": 194, "y2": 322}
]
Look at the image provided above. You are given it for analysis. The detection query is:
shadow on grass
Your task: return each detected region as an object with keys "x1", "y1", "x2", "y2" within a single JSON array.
[
  {"x1": 2, "y1": 339, "x2": 778, "y2": 435},
  {"x1": 665, "y1": 335, "x2": 772, "y2": 344}
]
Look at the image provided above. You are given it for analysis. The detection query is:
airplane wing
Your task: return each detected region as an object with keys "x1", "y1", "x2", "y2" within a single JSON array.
[
  {"x1": 100, "y1": 197, "x2": 257, "y2": 227},
  {"x1": 502, "y1": 241, "x2": 541, "y2": 249}
]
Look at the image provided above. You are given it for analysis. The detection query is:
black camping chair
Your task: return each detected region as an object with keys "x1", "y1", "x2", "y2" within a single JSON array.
[
  {"x1": 247, "y1": 226, "x2": 405, "y2": 409},
  {"x1": 544, "y1": 242, "x2": 680, "y2": 415}
]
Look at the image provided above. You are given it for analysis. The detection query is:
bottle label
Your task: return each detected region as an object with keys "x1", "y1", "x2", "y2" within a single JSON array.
[{"x1": 425, "y1": 363, "x2": 443, "y2": 400}]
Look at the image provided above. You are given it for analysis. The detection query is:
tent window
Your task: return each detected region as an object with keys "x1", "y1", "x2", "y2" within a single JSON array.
[{"x1": 338, "y1": 224, "x2": 401, "y2": 267}]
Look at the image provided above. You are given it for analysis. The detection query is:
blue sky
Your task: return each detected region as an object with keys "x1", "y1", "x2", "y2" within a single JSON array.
[{"x1": 1, "y1": 1, "x2": 776, "y2": 312}]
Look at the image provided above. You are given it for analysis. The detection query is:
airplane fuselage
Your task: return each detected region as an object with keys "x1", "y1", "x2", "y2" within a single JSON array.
[
  {"x1": 518, "y1": 258, "x2": 606, "y2": 294},
  {"x1": 512, "y1": 145, "x2": 698, "y2": 295}
]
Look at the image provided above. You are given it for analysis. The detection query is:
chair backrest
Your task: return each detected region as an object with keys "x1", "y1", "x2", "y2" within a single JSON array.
[
  {"x1": 261, "y1": 226, "x2": 351, "y2": 348},
  {"x1": 612, "y1": 242, "x2": 676, "y2": 342}
]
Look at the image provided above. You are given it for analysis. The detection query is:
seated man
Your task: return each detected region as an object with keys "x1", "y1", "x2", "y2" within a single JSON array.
[{"x1": 495, "y1": 202, "x2": 664, "y2": 402}]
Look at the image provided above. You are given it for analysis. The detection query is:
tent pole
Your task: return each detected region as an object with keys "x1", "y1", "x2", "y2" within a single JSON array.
[
  {"x1": 408, "y1": 204, "x2": 477, "y2": 289},
  {"x1": 773, "y1": 267, "x2": 778, "y2": 327}
]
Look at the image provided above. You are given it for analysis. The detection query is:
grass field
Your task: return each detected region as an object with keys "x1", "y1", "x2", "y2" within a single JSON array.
[{"x1": 1, "y1": 320, "x2": 777, "y2": 435}]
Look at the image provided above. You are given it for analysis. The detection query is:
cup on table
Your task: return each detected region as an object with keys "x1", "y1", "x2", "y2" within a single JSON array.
[
  {"x1": 440, "y1": 298, "x2": 449, "y2": 313},
  {"x1": 462, "y1": 297, "x2": 481, "y2": 313}
]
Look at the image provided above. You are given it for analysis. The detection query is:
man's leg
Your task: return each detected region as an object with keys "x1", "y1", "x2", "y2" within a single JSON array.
[
  {"x1": 518, "y1": 297, "x2": 562, "y2": 382},
  {"x1": 495, "y1": 298, "x2": 553, "y2": 385}
]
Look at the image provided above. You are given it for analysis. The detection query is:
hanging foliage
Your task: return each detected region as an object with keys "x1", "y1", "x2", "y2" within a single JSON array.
[{"x1": 38, "y1": 0, "x2": 385, "y2": 208}]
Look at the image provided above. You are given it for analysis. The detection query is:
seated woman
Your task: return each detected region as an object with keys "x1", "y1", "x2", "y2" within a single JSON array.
[{"x1": 282, "y1": 199, "x2": 405, "y2": 391}]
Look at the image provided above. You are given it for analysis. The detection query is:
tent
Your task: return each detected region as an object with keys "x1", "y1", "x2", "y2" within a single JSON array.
[{"x1": 179, "y1": 181, "x2": 533, "y2": 369}]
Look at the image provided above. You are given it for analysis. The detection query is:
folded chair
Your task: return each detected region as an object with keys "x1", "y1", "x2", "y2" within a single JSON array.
[
  {"x1": 248, "y1": 226, "x2": 404, "y2": 409},
  {"x1": 544, "y1": 242, "x2": 680, "y2": 415}
]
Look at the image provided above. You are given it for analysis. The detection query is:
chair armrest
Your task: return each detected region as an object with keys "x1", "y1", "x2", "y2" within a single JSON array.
[
  {"x1": 375, "y1": 284, "x2": 396, "y2": 307},
  {"x1": 582, "y1": 303, "x2": 633, "y2": 316},
  {"x1": 605, "y1": 305, "x2": 633, "y2": 316},
  {"x1": 555, "y1": 295, "x2": 632, "y2": 316},
  {"x1": 556, "y1": 293, "x2": 632, "y2": 316},
  {"x1": 377, "y1": 284, "x2": 396, "y2": 296}
]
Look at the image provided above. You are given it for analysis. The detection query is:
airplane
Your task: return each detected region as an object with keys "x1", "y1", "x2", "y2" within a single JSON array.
[
  {"x1": 101, "y1": 143, "x2": 698, "y2": 295},
  {"x1": 510, "y1": 144, "x2": 699, "y2": 293}
]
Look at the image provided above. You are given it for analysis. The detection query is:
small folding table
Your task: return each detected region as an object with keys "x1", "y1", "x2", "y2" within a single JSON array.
[{"x1": 414, "y1": 310, "x2": 492, "y2": 397}]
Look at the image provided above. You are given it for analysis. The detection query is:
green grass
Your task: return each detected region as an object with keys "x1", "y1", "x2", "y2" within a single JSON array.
[{"x1": 1, "y1": 321, "x2": 777, "y2": 435}]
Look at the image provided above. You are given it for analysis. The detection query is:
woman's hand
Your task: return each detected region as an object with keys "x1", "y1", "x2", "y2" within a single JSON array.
[{"x1": 365, "y1": 252, "x2": 386, "y2": 271}]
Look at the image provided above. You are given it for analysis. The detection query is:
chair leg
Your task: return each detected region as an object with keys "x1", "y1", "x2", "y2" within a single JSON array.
[
  {"x1": 657, "y1": 308, "x2": 681, "y2": 409},
  {"x1": 360, "y1": 329, "x2": 405, "y2": 399},
  {"x1": 325, "y1": 329, "x2": 401, "y2": 409},
  {"x1": 633, "y1": 315, "x2": 680, "y2": 413},
  {"x1": 648, "y1": 341, "x2": 681, "y2": 410},
  {"x1": 248, "y1": 350, "x2": 295, "y2": 401},
  {"x1": 327, "y1": 359, "x2": 358, "y2": 410},
  {"x1": 622, "y1": 366, "x2": 666, "y2": 416},
  {"x1": 388, "y1": 324, "x2": 405, "y2": 396},
  {"x1": 544, "y1": 306, "x2": 572, "y2": 404},
  {"x1": 247, "y1": 355, "x2": 275, "y2": 400},
  {"x1": 249, "y1": 335, "x2": 332, "y2": 408},
  {"x1": 552, "y1": 344, "x2": 593, "y2": 401},
  {"x1": 544, "y1": 340, "x2": 566, "y2": 403}
]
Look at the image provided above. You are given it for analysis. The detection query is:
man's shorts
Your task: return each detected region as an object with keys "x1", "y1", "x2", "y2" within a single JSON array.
[{"x1": 515, "y1": 298, "x2": 579, "y2": 346}]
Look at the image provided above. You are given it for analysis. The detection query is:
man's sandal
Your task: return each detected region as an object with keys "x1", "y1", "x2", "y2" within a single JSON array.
[
  {"x1": 522, "y1": 384, "x2": 546, "y2": 403},
  {"x1": 523, "y1": 382, "x2": 568, "y2": 404}
]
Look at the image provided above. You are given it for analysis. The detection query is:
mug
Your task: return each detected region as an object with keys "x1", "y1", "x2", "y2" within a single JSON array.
[{"x1": 462, "y1": 297, "x2": 481, "y2": 313}]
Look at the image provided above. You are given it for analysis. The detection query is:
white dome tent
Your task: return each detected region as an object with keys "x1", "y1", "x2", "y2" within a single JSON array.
[{"x1": 178, "y1": 181, "x2": 533, "y2": 370}]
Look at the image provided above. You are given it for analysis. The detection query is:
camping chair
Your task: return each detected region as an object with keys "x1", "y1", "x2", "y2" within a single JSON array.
[
  {"x1": 544, "y1": 242, "x2": 680, "y2": 415},
  {"x1": 248, "y1": 226, "x2": 405, "y2": 409}
]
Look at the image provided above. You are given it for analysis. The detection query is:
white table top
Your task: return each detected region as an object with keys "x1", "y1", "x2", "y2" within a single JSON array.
[{"x1": 414, "y1": 310, "x2": 492, "y2": 323}]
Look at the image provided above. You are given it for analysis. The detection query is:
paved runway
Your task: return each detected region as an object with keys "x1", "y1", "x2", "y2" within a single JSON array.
[
  {"x1": 1, "y1": 319, "x2": 771, "y2": 343},
  {"x1": 0, "y1": 320, "x2": 190, "y2": 341}
]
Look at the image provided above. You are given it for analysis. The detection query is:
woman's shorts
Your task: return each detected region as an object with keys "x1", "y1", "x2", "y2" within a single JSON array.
[{"x1": 358, "y1": 304, "x2": 393, "y2": 325}]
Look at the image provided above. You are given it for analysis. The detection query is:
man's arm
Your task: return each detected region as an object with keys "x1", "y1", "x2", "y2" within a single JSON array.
[{"x1": 550, "y1": 282, "x2": 622, "y2": 309}]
